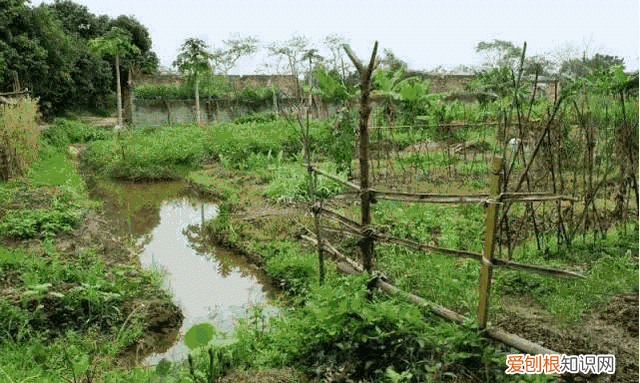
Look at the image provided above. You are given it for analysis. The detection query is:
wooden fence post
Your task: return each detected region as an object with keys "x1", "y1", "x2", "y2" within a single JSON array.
[
  {"x1": 344, "y1": 42, "x2": 378, "y2": 274},
  {"x1": 477, "y1": 156, "x2": 503, "y2": 329},
  {"x1": 313, "y1": 199, "x2": 325, "y2": 283}
]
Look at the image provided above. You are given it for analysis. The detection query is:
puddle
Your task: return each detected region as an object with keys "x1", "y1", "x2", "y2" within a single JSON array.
[{"x1": 89, "y1": 181, "x2": 280, "y2": 364}]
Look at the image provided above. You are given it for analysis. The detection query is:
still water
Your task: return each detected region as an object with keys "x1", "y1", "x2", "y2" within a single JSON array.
[{"x1": 90, "y1": 180, "x2": 280, "y2": 364}]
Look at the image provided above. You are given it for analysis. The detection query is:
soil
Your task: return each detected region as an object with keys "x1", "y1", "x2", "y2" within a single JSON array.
[{"x1": 495, "y1": 293, "x2": 639, "y2": 383}]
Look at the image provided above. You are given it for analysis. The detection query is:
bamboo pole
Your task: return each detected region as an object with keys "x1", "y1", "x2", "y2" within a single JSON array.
[
  {"x1": 318, "y1": 206, "x2": 362, "y2": 233},
  {"x1": 314, "y1": 224, "x2": 584, "y2": 279},
  {"x1": 309, "y1": 165, "x2": 361, "y2": 191},
  {"x1": 298, "y1": 234, "x2": 561, "y2": 356},
  {"x1": 313, "y1": 201, "x2": 325, "y2": 283},
  {"x1": 477, "y1": 156, "x2": 503, "y2": 329}
]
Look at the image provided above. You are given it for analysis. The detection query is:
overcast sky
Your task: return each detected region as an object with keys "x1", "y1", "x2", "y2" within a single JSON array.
[{"x1": 32, "y1": 0, "x2": 639, "y2": 73}]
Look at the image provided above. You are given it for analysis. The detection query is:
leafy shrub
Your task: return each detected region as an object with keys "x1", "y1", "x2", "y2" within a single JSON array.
[
  {"x1": 260, "y1": 242, "x2": 317, "y2": 296},
  {"x1": 42, "y1": 118, "x2": 111, "y2": 148},
  {"x1": 235, "y1": 85, "x2": 279, "y2": 105},
  {"x1": 134, "y1": 84, "x2": 193, "y2": 100},
  {"x1": 0, "y1": 299, "x2": 31, "y2": 341},
  {"x1": 0, "y1": 206, "x2": 82, "y2": 240},
  {"x1": 232, "y1": 110, "x2": 279, "y2": 124}
]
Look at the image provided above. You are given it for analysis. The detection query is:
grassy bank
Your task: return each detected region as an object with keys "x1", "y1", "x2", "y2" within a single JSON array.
[{"x1": 0, "y1": 123, "x2": 182, "y2": 383}]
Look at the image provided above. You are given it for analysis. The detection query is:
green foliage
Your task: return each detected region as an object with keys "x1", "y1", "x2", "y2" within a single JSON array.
[
  {"x1": 42, "y1": 118, "x2": 111, "y2": 147},
  {"x1": 466, "y1": 66, "x2": 513, "y2": 97},
  {"x1": 1, "y1": 1, "x2": 155, "y2": 116},
  {"x1": 494, "y1": 225, "x2": 639, "y2": 322},
  {"x1": 184, "y1": 323, "x2": 216, "y2": 350},
  {"x1": 312, "y1": 66, "x2": 357, "y2": 103},
  {"x1": 173, "y1": 38, "x2": 213, "y2": 80},
  {"x1": 232, "y1": 110, "x2": 279, "y2": 124},
  {"x1": 83, "y1": 123, "x2": 207, "y2": 179},
  {"x1": 372, "y1": 68, "x2": 432, "y2": 125},
  {"x1": 0, "y1": 244, "x2": 165, "y2": 383},
  {"x1": 89, "y1": 27, "x2": 140, "y2": 58},
  {"x1": 259, "y1": 242, "x2": 317, "y2": 296},
  {"x1": 262, "y1": 162, "x2": 345, "y2": 202},
  {"x1": 560, "y1": 53, "x2": 625, "y2": 78},
  {"x1": 134, "y1": 84, "x2": 195, "y2": 100},
  {"x1": 0, "y1": 206, "x2": 82, "y2": 239},
  {"x1": 184, "y1": 270, "x2": 508, "y2": 382},
  {"x1": 235, "y1": 85, "x2": 279, "y2": 104}
]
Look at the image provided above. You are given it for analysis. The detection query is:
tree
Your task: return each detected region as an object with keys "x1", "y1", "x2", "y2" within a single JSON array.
[
  {"x1": 268, "y1": 34, "x2": 310, "y2": 98},
  {"x1": 323, "y1": 33, "x2": 353, "y2": 83},
  {"x1": 89, "y1": 27, "x2": 140, "y2": 127},
  {"x1": 475, "y1": 39, "x2": 522, "y2": 70},
  {"x1": 173, "y1": 38, "x2": 213, "y2": 125},
  {"x1": 301, "y1": 48, "x2": 324, "y2": 87},
  {"x1": 560, "y1": 53, "x2": 625, "y2": 78},
  {"x1": 378, "y1": 48, "x2": 408, "y2": 72},
  {"x1": 211, "y1": 34, "x2": 259, "y2": 75}
]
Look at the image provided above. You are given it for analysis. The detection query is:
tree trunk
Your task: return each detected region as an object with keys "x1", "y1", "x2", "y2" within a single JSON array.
[
  {"x1": 195, "y1": 76, "x2": 201, "y2": 125},
  {"x1": 128, "y1": 68, "x2": 134, "y2": 125},
  {"x1": 115, "y1": 54, "x2": 123, "y2": 127}
]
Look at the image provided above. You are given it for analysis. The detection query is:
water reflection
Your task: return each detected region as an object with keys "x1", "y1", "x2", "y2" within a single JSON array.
[{"x1": 88, "y1": 181, "x2": 280, "y2": 364}]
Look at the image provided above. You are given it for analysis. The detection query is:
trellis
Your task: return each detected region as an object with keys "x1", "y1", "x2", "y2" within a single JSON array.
[{"x1": 301, "y1": 42, "x2": 581, "y2": 357}]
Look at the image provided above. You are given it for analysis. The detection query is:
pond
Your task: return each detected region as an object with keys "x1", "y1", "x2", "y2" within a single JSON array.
[{"x1": 89, "y1": 180, "x2": 280, "y2": 364}]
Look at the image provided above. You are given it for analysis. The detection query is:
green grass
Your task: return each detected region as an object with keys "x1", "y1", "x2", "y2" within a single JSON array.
[
  {"x1": 83, "y1": 124, "x2": 207, "y2": 180},
  {"x1": 0, "y1": 144, "x2": 94, "y2": 240},
  {"x1": 493, "y1": 224, "x2": 639, "y2": 322},
  {"x1": 368, "y1": 199, "x2": 639, "y2": 323},
  {"x1": 0, "y1": 244, "x2": 165, "y2": 383},
  {"x1": 0, "y1": 132, "x2": 177, "y2": 382},
  {"x1": 261, "y1": 161, "x2": 346, "y2": 202}
]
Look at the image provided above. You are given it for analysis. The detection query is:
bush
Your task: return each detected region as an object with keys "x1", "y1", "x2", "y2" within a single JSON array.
[
  {"x1": 41, "y1": 118, "x2": 111, "y2": 148},
  {"x1": 0, "y1": 206, "x2": 82, "y2": 240}
]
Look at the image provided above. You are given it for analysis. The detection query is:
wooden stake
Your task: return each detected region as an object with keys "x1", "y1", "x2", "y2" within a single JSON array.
[
  {"x1": 344, "y1": 41, "x2": 378, "y2": 273},
  {"x1": 313, "y1": 200, "x2": 325, "y2": 283},
  {"x1": 477, "y1": 156, "x2": 503, "y2": 329}
]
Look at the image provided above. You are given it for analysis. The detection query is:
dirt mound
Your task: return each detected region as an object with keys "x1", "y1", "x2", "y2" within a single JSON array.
[
  {"x1": 496, "y1": 293, "x2": 639, "y2": 382},
  {"x1": 599, "y1": 292, "x2": 639, "y2": 335}
]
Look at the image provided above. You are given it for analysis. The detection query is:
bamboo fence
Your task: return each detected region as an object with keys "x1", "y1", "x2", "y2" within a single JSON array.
[{"x1": 300, "y1": 42, "x2": 583, "y2": 358}]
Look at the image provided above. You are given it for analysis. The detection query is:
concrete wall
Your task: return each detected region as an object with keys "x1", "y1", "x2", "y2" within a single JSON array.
[{"x1": 131, "y1": 98, "x2": 302, "y2": 127}]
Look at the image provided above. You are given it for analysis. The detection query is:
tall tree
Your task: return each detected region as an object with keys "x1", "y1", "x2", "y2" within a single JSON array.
[
  {"x1": 323, "y1": 33, "x2": 352, "y2": 83},
  {"x1": 475, "y1": 39, "x2": 522, "y2": 70},
  {"x1": 211, "y1": 34, "x2": 259, "y2": 75},
  {"x1": 560, "y1": 53, "x2": 625, "y2": 78},
  {"x1": 173, "y1": 38, "x2": 213, "y2": 125},
  {"x1": 301, "y1": 48, "x2": 323, "y2": 87},
  {"x1": 378, "y1": 48, "x2": 408, "y2": 72},
  {"x1": 89, "y1": 27, "x2": 140, "y2": 127},
  {"x1": 268, "y1": 34, "x2": 310, "y2": 98}
]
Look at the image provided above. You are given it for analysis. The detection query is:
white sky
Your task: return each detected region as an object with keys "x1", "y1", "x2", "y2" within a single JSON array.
[{"x1": 32, "y1": 0, "x2": 639, "y2": 73}]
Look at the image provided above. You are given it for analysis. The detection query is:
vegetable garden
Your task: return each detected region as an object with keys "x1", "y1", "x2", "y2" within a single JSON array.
[{"x1": 0, "y1": 39, "x2": 637, "y2": 382}]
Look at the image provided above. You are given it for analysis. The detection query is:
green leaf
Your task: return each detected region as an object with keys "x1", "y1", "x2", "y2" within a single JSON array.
[
  {"x1": 155, "y1": 358, "x2": 172, "y2": 376},
  {"x1": 184, "y1": 323, "x2": 216, "y2": 350}
]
